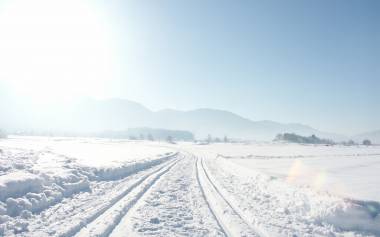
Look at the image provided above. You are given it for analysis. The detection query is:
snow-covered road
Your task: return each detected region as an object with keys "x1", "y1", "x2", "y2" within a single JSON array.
[{"x1": 1, "y1": 138, "x2": 379, "y2": 236}]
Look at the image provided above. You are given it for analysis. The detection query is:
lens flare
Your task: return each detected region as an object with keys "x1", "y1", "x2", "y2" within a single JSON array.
[
  {"x1": 286, "y1": 160, "x2": 303, "y2": 183},
  {"x1": 286, "y1": 160, "x2": 331, "y2": 192},
  {"x1": 313, "y1": 171, "x2": 327, "y2": 190}
]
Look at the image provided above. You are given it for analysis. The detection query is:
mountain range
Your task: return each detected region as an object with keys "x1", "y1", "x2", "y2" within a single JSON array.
[{"x1": 0, "y1": 95, "x2": 378, "y2": 142}]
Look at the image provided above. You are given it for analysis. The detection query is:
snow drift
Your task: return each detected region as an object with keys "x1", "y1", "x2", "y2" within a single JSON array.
[{"x1": 0, "y1": 145, "x2": 176, "y2": 235}]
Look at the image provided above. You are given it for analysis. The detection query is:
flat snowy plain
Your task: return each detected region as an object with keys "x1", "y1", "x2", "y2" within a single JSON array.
[{"x1": 0, "y1": 136, "x2": 379, "y2": 236}]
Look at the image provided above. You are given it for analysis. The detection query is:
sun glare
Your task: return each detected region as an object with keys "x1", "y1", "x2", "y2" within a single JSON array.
[{"x1": 0, "y1": 0, "x2": 117, "y2": 102}]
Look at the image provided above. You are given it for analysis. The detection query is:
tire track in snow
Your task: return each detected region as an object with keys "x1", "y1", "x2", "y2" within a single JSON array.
[
  {"x1": 58, "y1": 156, "x2": 180, "y2": 237},
  {"x1": 196, "y1": 155, "x2": 261, "y2": 237}
]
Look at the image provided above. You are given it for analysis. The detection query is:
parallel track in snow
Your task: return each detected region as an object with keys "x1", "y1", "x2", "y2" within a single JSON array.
[
  {"x1": 58, "y1": 156, "x2": 180, "y2": 237},
  {"x1": 194, "y1": 155, "x2": 227, "y2": 237},
  {"x1": 195, "y1": 155, "x2": 261, "y2": 237}
]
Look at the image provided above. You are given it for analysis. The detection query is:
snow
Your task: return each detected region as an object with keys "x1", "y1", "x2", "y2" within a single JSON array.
[
  {"x1": 206, "y1": 155, "x2": 380, "y2": 236},
  {"x1": 2, "y1": 136, "x2": 174, "y2": 167},
  {"x1": 231, "y1": 155, "x2": 380, "y2": 201},
  {"x1": 187, "y1": 142, "x2": 380, "y2": 236},
  {"x1": 0, "y1": 137, "x2": 176, "y2": 235},
  {"x1": 109, "y1": 155, "x2": 225, "y2": 237},
  {"x1": 0, "y1": 172, "x2": 43, "y2": 202},
  {"x1": 0, "y1": 137, "x2": 379, "y2": 236},
  {"x1": 209, "y1": 143, "x2": 380, "y2": 201}
]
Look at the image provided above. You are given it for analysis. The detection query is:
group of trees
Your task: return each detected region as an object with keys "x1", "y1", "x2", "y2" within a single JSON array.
[
  {"x1": 205, "y1": 134, "x2": 229, "y2": 143},
  {"x1": 275, "y1": 133, "x2": 373, "y2": 146},
  {"x1": 99, "y1": 127, "x2": 194, "y2": 142},
  {"x1": 362, "y1": 139, "x2": 372, "y2": 145},
  {"x1": 128, "y1": 133, "x2": 155, "y2": 141},
  {"x1": 341, "y1": 139, "x2": 372, "y2": 146},
  {"x1": 129, "y1": 133, "x2": 176, "y2": 143},
  {"x1": 275, "y1": 133, "x2": 334, "y2": 145}
]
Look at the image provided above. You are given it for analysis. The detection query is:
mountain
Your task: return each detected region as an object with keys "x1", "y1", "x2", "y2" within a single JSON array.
[
  {"x1": 0, "y1": 96, "x2": 151, "y2": 133},
  {"x1": 353, "y1": 130, "x2": 380, "y2": 144},
  {"x1": 0, "y1": 96, "x2": 344, "y2": 141},
  {"x1": 153, "y1": 108, "x2": 344, "y2": 141}
]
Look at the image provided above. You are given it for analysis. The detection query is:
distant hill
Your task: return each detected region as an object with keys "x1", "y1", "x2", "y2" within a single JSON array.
[
  {"x1": 353, "y1": 130, "x2": 380, "y2": 144},
  {"x1": 0, "y1": 95, "x2": 346, "y2": 141},
  {"x1": 153, "y1": 108, "x2": 345, "y2": 141}
]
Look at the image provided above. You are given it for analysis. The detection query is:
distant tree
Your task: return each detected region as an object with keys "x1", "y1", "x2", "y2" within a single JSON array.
[
  {"x1": 207, "y1": 134, "x2": 212, "y2": 143},
  {"x1": 223, "y1": 135, "x2": 228, "y2": 143},
  {"x1": 126, "y1": 128, "x2": 193, "y2": 141},
  {"x1": 347, "y1": 140, "x2": 356, "y2": 146},
  {"x1": 147, "y1": 133, "x2": 154, "y2": 141},
  {"x1": 129, "y1": 135, "x2": 137, "y2": 140},
  {"x1": 139, "y1": 133, "x2": 145, "y2": 140},
  {"x1": 274, "y1": 133, "x2": 284, "y2": 141},
  {"x1": 363, "y1": 139, "x2": 372, "y2": 146},
  {"x1": 0, "y1": 129, "x2": 7, "y2": 139},
  {"x1": 166, "y1": 135, "x2": 173, "y2": 143},
  {"x1": 214, "y1": 137, "x2": 221, "y2": 143}
]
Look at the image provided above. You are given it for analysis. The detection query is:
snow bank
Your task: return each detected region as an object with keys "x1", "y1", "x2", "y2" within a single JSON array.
[
  {"x1": 90, "y1": 153, "x2": 177, "y2": 181},
  {"x1": 0, "y1": 150, "x2": 90, "y2": 218},
  {"x1": 0, "y1": 172, "x2": 43, "y2": 202},
  {"x1": 323, "y1": 199, "x2": 380, "y2": 235},
  {"x1": 0, "y1": 146, "x2": 177, "y2": 235},
  {"x1": 0, "y1": 175, "x2": 86, "y2": 217}
]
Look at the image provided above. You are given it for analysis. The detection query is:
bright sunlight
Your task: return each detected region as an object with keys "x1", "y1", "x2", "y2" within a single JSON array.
[{"x1": 0, "y1": 0, "x2": 117, "y2": 102}]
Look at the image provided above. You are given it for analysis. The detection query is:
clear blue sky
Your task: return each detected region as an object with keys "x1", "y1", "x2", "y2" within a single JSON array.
[
  {"x1": 1, "y1": 0, "x2": 378, "y2": 135},
  {"x1": 104, "y1": 0, "x2": 379, "y2": 135}
]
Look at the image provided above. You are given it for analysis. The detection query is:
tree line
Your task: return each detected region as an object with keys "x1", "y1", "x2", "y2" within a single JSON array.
[{"x1": 275, "y1": 133, "x2": 372, "y2": 145}]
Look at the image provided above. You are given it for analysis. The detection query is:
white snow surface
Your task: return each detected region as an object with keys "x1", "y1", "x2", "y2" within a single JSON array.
[
  {"x1": 0, "y1": 137, "x2": 379, "y2": 236},
  {"x1": 1, "y1": 136, "x2": 174, "y2": 167},
  {"x1": 209, "y1": 142, "x2": 380, "y2": 202}
]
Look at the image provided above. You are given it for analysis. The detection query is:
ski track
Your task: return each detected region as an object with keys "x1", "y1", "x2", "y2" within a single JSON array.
[
  {"x1": 194, "y1": 155, "x2": 227, "y2": 236},
  {"x1": 73, "y1": 157, "x2": 180, "y2": 237},
  {"x1": 109, "y1": 153, "x2": 225, "y2": 237},
  {"x1": 195, "y1": 155, "x2": 260, "y2": 237},
  {"x1": 13, "y1": 155, "x2": 179, "y2": 237}
]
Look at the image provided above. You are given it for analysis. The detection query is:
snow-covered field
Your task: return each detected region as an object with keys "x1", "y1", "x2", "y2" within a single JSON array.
[
  {"x1": 0, "y1": 137, "x2": 379, "y2": 236},
  {"x1": 197, "y1": 143, "x2": 380, "y2": 202}
]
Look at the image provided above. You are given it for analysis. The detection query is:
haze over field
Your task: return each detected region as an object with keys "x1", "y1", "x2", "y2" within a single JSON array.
[
  {"x1": 2, "y1": 94, "x2": 379, "y2": 142},
  {"x1": 0, "y1": 0, "x2": 379, "y2": 138}
]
